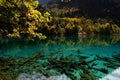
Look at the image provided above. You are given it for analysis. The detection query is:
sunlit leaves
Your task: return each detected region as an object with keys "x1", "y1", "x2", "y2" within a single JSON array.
[
  {"x1": 23, "y1": 1, "x2": 50, "y2": 39},
  {"x1": 44, "y1": 12, "x2": 51, "y2": 22},
  {"x1": 0, "y1": 0, "x2": 51, "y2": 39},
  {"x1": 51, "y1": 17, "x2": 120, "y2": 35},
  {"x1": 111, "y1": 24, "x2": 120, "y2": 34},
  {"x1": 0, "y1": 0, "x2": 3, "y2": 6}
]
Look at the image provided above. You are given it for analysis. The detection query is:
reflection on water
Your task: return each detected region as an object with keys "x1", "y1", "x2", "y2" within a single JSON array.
[
  {"x1": 0, "y1": 35, "x2": 120, "y2": 57},
  {"x1": 0, "y1": 35, "x2": 120, "y2": 79}
]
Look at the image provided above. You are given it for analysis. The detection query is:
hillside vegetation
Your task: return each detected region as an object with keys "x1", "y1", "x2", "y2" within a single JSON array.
[{"x1": 0, "y1": 0, "x2": 120, "y2": 39}]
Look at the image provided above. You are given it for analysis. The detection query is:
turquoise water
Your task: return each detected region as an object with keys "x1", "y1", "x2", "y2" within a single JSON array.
[
  {"x1": 0, "y1": 35, "x2": 120, "y2": 57},
  {"x1": 0, "y1": 35, "x2": 120, "y2": 79}
]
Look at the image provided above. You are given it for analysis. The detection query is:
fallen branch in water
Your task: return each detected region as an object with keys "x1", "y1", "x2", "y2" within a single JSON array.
[
  {"x1": 0, "y1": 52, "x2": 43, "y2": 71},
  {"x1": 18, "y1": 52, "x2": 42, "y2": 66}
]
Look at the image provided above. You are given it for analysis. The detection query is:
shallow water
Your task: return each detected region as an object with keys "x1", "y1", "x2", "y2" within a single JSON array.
[{"x1": 0, "y1": 35, "x2": 120, "y2": 79}]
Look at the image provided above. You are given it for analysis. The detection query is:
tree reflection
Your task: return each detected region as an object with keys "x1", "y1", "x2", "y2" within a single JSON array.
[{"x1": 0, "y1": 35, "x2": 120, "y2": 57}]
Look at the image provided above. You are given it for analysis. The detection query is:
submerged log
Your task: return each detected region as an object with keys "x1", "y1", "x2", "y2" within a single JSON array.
[
  {"x1": 18, "y1": 52, "x2": 42, "y2": 66},
  {"x1": 0, "y1": 52, "x2": 43, "y2": 71}
]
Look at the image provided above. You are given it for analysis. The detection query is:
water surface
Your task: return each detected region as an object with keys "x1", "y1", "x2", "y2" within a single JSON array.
[{"x1": 0, "y1": 35, "x2": 120, "y2": 79}]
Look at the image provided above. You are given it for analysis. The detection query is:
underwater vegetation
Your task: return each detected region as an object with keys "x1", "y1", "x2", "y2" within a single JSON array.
[
  {"x1": 0, "y1": 50, "x2": 120, "y2": 80},
  {"x1": 97, "y1": 54, "x2": 120, "y2": 69}
]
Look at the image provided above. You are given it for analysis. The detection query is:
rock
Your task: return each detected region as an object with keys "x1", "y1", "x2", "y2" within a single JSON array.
[
  {"x1": 100, "y1": 67, "x2": 120, "y2": 80},
  {"x1": 17, "y1": 73, "x2": 71, "y2": 80}
]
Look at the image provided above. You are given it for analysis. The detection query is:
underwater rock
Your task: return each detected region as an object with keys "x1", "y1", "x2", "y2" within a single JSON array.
[{"x1": 17, "y1": 73, "x2": 71, "y2": 80}]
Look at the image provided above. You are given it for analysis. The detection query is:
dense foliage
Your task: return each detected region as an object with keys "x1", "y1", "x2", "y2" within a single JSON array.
[
  {"x1": 0, "y1": 0, "x2": 51, "y2": 39},
  {"x1": 0, "y1": 0, "x2": 120, "y2": 39},
  {"x1": 38, "y1": 0, "x2": 120, "y2": 36},
  {"x1": 39, "y1": 17, "x2": 120, "y2": 36}
]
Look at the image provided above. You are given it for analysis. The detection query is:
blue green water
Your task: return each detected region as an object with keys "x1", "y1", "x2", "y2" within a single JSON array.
[
  {"x1": 0, "y1": 35, "x2": 120, "y2": 57},
  {"x1": 0, "y1": 35, "x2": 120, "y2": 79}
]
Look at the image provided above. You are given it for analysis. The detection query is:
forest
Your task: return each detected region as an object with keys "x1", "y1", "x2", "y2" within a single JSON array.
[{"x1": 0, "y1": 0, "x2": 120, "y2": 39}]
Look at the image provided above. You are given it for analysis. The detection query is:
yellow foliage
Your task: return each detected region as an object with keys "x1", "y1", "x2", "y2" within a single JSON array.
[
  {"x1": 65, "y1": 23, "x2": 75, "y2": 29},
  {"x1": 105, "y1": 23, "x2": 110, "y2": 28},
  {"x1": 7, "y1": 28, "x2": 21, "y2": 38},
  {"x1": 51, "y1": 25, "x2": 57, "y2": 29},
  {"x1": 87, "y1": 25, "x2": 95, "y2": 32},
  {"x1": 50, "y1": 17, "x2": 120, "y2": 35},
  {"x1": 63, "y1": 17, "x2": 81, "y2": 23},
  {"x1": 111, "y1": 24, "x2": 120, "y2": 33}
]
